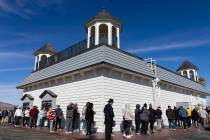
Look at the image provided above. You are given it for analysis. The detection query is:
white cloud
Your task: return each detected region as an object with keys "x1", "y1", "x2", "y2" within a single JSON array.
[
  {"x1": 0, "y1": 52, "x2": 32, "y2": 59},
  {"x1": 0, "y1": 0, "x2": 29, "y2": 19},
  {"x1": 127, "y1": 39, "x2": 210, "y2": 53},
  {"x1": 0, "y1": 67, "x2": 32, "y2": 72},
  {"x1": 155, "y1": 56, "x2": 186, "y2": 62}
]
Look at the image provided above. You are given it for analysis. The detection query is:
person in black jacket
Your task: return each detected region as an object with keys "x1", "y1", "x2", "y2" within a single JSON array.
[
  {"x1": 135, "y1": 104, "x2": 141, "y2": 134},
  {"x1": 192, "y1": 107, "x2": 199, "y2": 128},
  {"x1": 104, "y1": 99, "x2": 114, "y2": 140},
  {"x1": 55, "y1": 105, "x2": 63, "y2": 131},
  {"x1": 156, "y1": 106, "x2": 162, "y2": 131},
  {"x1": 148, "y1": 104, "x2": 156, "y2": 133},
  {"x1": 85, "y1": 103, "x2": 95, "y2": 136}
]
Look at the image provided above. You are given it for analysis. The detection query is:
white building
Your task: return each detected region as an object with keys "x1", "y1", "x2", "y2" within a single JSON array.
[{"x1": 17, "y1": 10, "x2": 209, "y2": 132}]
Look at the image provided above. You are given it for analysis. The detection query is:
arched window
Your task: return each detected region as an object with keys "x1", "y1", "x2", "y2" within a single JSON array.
[
  {"x1": 189, "y1": 70, "x2": 194, "y2": 80},
  {"x1": 90, "y1": 26, "x2": 95, "y2": 47},
  {"x1": 39, "y1": 55, "x2": 48, "y2": 69},
  {"x1": 112, "y1": 26, "x2": 117, "y2": 47},
  {"x1": 41, "y1": 55, "x2": 47, "y2": 62},
  {"x1": 99, "y1": 24, "x2": 108, "y2": 44},
  {"x1": 183, "y1": 71, "x2": 187, "y2": 77}
]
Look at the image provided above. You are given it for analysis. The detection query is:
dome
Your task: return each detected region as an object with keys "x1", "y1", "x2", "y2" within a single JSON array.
[
  {"x1": 34, "y1": 42, "x2": 56, "y2": 56},
  {"x1": 176, "y1": 60, "x2": 198, "y2": 72},
  {"x1": 85, "y1": 9, "x2": 122, "y2": 32}
]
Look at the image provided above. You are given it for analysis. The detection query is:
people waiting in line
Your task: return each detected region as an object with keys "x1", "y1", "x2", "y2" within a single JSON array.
[{"x1": 1, "y1": 100, "x2": 210, "y2": 140}]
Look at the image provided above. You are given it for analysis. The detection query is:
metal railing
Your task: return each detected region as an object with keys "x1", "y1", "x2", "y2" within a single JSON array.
[{"x1": 37, "y1": 39, "x2": 87, "y2": 71}]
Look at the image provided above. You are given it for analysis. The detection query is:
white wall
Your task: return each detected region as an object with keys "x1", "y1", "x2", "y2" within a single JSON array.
[
  {"x1": 23, "y1": 75, "x2": 207, "y2": 132},
  {"x1": 24, "y1": 76, "x2": 104, "y2": 131},
  {"x1": 160, "y1": 89, "x2": 207, "y2": 125}
]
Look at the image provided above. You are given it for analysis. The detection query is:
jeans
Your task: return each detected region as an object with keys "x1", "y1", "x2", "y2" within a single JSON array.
[
  {"x1": 40, "y1": 117, "x2": 46, "y2": 128},
  {"x1": 135, "y1": 119, "x2": 141, "y2": 133},
  {"x1": 29, "y1": 117, "x2": 37, "y2": 128},
  {"x1": 80, "y1": 119, "x2": 86, "y2": 132},
  {"x1": 141, "y1": 120, "x2": 149, "y2": 134},
  {"x1": 157, "y1": 119, "x2": 162, "y2": 130},
  {"x1": 86, "y1": 120, "x2": 92, "y2": 135},
  {"x1": 49, "y1": 120, "x2": 54, "y2": 131},
  {"x1": 65, "y1": 117, "x2": 73, "y2": 132},
  {"x1": 168, "y1": 120, "x2": 175, "y2": 129},
  {"x1": 55, "y1": 117, "x2": 62, "y2": 130},
  {"x1": 187, "y1": 117, "x2": 191, "y2": 128},
  {"x1": 124, "y1": 120, "x2": 132, "y2": 136},
  {"x1": 149, "y1": 120, "x2": 155, "y2": 131}
]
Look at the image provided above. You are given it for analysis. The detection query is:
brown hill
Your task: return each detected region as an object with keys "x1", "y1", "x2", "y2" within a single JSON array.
[{"x1": 0, "y1": 101, "x2": 16, "y2": 110}]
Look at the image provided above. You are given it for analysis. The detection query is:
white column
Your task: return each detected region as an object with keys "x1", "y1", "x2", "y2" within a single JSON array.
[
  {"x1": 192, "y1": 70, "x2": 196, "y2": 81},
  {"x1": 95, "y1": 23, "x2": 100, "y2": 45},
  {"x1": 34, "y1": 56, "x2": 38, "y2": 70},
  {"x1": 87, "y1": 27, "x2": 91, "y2": 48},
  {"x1": 186, "y1": 70, "x2": 190, "y2": 79},
  {"x1": 181, "y1": 70, "x2": 184, "y2": 76},
  {"x1": 116, "y1": 27, "x2": 120, "y2": 48},
  {"x1": 195, "y1": 71, "x2": 198, "y2": 82},
  {"x1": 107, "y1": 23, "x2": 112, "y2": 46}
]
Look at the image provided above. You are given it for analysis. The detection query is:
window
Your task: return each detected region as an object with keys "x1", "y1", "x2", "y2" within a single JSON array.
[
  {"x1": 99, "y1": 24, "x2": 108, "y2": 44},
  {"x1": 42, "y1": 100, "x2": 52, "y2": 111},
  {"x1": 189, "y1": 70, "x2": 194, "y2": 80},
  {"x1": 183, "y1": 71, "x2": 187, "y2": 77},
  {"x1": 23, "y1": 102, "x2": 30, "y2": 111}
]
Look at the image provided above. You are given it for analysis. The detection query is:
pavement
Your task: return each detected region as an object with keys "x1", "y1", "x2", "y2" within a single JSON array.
[{"x1": 0, "y1": 125, "x2": 210, "y2": 140}]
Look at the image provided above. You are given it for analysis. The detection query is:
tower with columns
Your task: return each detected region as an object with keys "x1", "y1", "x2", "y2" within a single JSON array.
[
  {"x1": 177, "y1": 60, "x2": 199, "y2": 82},
  {"x1": 33, "y1": 43, "x2": 56, "y2": 71},
  {"x1": 85, "y1": 9, "x2": 122, "y2": 48}
]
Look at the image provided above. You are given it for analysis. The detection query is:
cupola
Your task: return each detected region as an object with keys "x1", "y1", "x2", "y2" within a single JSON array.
[
  {"x1": 176, "y1": 60, "x2": 199, "y2": 82},
  {"x1": 33, "y1": 42, "x2": 56, "y2": 70},
  {"x1": 85, "y1": 9, "x2": 122, "y2": 48}
]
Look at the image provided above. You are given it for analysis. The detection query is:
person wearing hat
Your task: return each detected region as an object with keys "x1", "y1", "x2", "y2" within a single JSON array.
[{"x1": 104, "y1": 99, "x2": 114, "y2": 140}]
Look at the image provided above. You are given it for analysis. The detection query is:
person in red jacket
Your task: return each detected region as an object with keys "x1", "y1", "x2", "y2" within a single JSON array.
[
  {"x1": 47, "y1": 108, "x2": 56, "y2": 132},
  {"x1": 29, "y1": 106, "x2": 39, "y2": 128}
]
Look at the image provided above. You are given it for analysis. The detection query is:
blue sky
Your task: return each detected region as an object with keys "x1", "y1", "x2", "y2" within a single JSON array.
[{"x1": 0, "y1": 0, "x2": 210, "y2": 105}]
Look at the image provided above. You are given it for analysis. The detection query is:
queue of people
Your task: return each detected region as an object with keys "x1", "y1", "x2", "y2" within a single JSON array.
[{"x1": 1, "y1": 99, "x2": 210, "y2": 140}]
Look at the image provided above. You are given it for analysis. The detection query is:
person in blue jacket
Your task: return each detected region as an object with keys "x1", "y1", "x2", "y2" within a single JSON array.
[{"x1": 179, "y1": 106, "x2": 188, "y2": 129}]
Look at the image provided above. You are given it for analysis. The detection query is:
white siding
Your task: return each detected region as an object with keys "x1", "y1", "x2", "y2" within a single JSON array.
[
  {"x1": 160, "y1": 89, "x2": 207, "y2": 125},
  {"x1": 24, "y1": 76, "x2": 104, "y2": 132},
  {"x1": 23, "y1": 75, "x2": 207, "y2": 132},
  {"x1": 101, "y1": 76, "x2": 154, "y2": 131}
]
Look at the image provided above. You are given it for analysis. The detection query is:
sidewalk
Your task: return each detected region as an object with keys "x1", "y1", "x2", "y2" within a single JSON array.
[{"x1": 0, "y1": 125, "x2": 210, "y2": 140}]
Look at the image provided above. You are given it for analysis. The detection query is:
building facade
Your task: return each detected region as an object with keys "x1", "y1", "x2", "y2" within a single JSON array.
[{"x1": 17, "y1": 10, "x2": 209, "y2": 132}]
